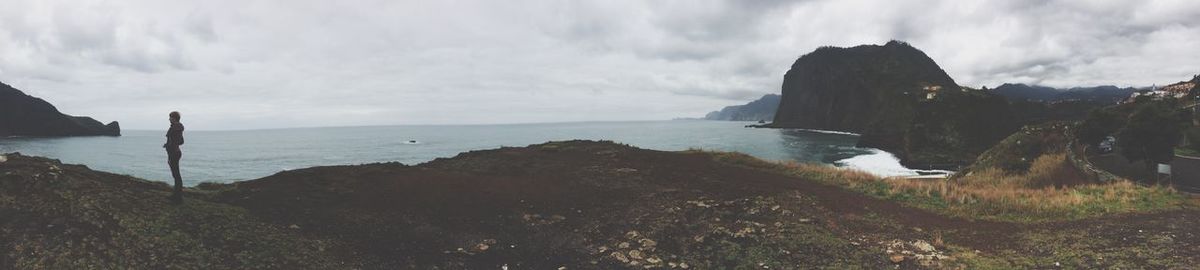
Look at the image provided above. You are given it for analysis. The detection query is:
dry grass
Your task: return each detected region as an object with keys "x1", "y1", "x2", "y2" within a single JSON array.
[
  {"x1": 882, "y1": 154, "x2": 1181, "y2": 221},
  {"x1": 691, "y1": 149, "x2": 1189, "y2": 222}
]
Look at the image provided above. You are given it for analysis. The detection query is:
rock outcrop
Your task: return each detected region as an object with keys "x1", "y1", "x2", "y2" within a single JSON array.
[
  {"x1": 770, "y1": 41, "x2": 1017, "y2": 166},
  {"x1": 0, "y1": 81, "x2": 120, "y2": 137},
  {"x1": 703, "y1": 94, "x2": 780, "y2": 121}
]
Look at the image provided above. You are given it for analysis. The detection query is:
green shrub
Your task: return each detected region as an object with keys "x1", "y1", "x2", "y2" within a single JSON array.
[{"x1": 1186, "y1": 126, "x2": 1200, "y2": 153}]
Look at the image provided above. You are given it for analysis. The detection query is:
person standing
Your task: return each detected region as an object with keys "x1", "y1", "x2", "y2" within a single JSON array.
[{"x1": 164, "y1": 111, "x2": 185, "y2": 204}]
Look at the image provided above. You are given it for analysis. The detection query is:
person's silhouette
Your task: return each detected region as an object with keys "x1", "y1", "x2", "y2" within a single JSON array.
[{"x1": 164, "y1": 111, "x2": 185, "y2": 204}]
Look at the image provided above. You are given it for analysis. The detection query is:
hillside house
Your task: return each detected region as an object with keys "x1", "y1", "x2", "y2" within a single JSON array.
[{"x1": 922, "y1": 85, "x2": 942, "y2": 100}]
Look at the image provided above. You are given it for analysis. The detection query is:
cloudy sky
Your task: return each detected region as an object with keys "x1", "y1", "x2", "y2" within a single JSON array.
[{"x1": 1, "y1": 0, "x2": 1198, "y2": 130}]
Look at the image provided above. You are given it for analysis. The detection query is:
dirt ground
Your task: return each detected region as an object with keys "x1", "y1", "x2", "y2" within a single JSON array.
[{"x1": 3, "y1": 140, "x2": 1198, "y2": 269}]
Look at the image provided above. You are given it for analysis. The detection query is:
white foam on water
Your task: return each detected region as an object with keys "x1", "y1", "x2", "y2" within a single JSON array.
[
  {"x1": 834, "y1": 148, "x2": 951, "y2": 178},
  {"x1": 792, "y1": 128, "x2": 861, "y2": 136}
]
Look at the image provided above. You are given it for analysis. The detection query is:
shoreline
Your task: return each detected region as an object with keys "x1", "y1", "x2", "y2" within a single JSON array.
[
  {"x1": 0, "y1": 120, "x2": 938, "y2": 185},
  {"x1": 2, "y1": 140, "x2": 1196, "y2": 269},
  {"x1": 730, "y1": 121, "x2": 955, "y2": 178}
]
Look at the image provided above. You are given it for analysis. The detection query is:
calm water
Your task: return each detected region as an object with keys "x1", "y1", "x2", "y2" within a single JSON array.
[{"x1": 0, "y1": 120, "x2": 920, "y2": 185}]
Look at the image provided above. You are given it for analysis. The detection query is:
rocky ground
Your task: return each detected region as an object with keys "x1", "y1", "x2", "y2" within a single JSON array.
[{"x1": 2, "y1": 140, "x2": 1197, "y2": 269}]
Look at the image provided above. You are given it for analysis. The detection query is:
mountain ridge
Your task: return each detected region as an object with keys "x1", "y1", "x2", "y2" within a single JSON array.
[
  {"x1": 989, "y1": 83, "x2": 1136, "y2": 103},
  {"x1": 0, "y1": 81, "x2": 120, "y2": 137},
  {"x1": 703, "y1": 94, "x2": 780, "y2": 121}
]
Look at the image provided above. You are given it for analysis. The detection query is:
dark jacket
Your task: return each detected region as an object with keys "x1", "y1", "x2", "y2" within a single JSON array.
[{"x1": 165, "y1": 122, "x2": 185, "y2": 148}]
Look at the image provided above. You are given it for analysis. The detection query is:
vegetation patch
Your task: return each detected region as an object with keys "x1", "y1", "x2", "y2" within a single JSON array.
[
  {"x1": 0, "y1": 154, "x2": 340, "y2": 269},
  {"x1": 697, "y1": 150, "x2": 1190, "y2": 223}
]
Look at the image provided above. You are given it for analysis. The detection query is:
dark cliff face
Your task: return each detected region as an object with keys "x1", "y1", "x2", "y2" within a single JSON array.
[
  {"x1": 773, "y1": 41, "x2": 959, "y2": 132},
  {"x1": 704, "y1": 94, "x2": 780, "y2": 121},
  {"x1": 0, "y1": 81, "x2": 120, "y2": 137},
  {"x1": 771, "y1": 41, "x2": 1017, "y2": 166}
]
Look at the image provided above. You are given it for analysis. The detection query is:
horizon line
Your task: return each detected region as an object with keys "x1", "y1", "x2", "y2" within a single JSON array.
[{"x1": 120, "y1": 118, "x2": 734, "y2": 132}]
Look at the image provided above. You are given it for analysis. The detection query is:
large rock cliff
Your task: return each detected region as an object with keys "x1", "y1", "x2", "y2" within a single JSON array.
[
  {"x1": 771, "y1": 41, "x2": 1017, "y2": 167},
  {"x1": 0, "y1": 81, "x2": 120, "y2": 137}
]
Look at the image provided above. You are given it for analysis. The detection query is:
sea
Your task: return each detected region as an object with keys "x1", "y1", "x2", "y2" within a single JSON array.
[{"x1": 0, "y1": 120, "x2": 929, "y2": 186}]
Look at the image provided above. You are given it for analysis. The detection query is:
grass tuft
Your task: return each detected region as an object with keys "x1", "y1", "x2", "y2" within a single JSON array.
[{"x1": 694, "y1": 150, "x2": 1190, "y2": 223}]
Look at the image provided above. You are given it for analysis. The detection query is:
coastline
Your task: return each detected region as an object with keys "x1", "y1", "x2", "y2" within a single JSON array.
[
  {"x1": 3, "y1": 140, "x2": 1196, "y2": 269},
  {"x1": 748, "y1": 122, "x2": 964, "y2": 172},
  {"x1": 0, "y1": 121, "x2": 911, "y2": 185},
  {"x1": 834, "y1": 148, "x2": 954, "y2": 178},
  {"x1": 746, "y1": 123, "x2": 955, "y2": 177}
]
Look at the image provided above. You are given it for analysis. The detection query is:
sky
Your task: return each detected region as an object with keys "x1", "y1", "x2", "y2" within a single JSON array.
[{"x1": 1, "y1": 0, "x2": 1198, "y2": 130}]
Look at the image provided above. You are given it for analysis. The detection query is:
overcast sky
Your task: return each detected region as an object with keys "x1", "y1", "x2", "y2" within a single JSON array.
[{"x1": 1, "y1": 0, "x2": 1198, "y2": 130}]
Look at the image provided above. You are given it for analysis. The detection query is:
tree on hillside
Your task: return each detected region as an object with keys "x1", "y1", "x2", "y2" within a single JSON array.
[
  {"x1": 1076, "y1": 109, "x2": 1124, "y2": 147},
  {"x1": 1186, "y1": 126, "x2": 1200, "y2": 153},
  {"x1": 1116, "y1": 101, "x2": 1189, "y2": 166}
]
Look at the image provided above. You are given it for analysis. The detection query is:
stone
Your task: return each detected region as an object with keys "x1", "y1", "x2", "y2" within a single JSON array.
[
  {"x1": 0, "y1": 155, "x2": 7, "y2": 163},
  {"x1": 918, "y1": 257, "x2": 936, "y2": 267},
  {"x1": 288, "y1": 224, "x2": 301, "y2": 230},
  {"x1": 911, "y1": 240, "x2": 935, "y2": 253},
  {"x1": 611, "y1": 251, "x2": 630, "y2": 263},
  {"x1": 628, "y1": 250, "x2": 643, "y2": 260},
  {"x1": 890, "y1": 255, "x2": 906, "y2": 263}
]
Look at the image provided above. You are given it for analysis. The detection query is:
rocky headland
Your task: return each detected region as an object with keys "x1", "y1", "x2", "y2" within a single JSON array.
[
  {"x1": 0, "y1": 81, "x2": 120, "y2": 137},
  {"x1": 768, "y1": 41, "x2": 1019, "y2": 168},
  {"x1": 703, "y1": 94, "x2": 780, "y2": 121}
]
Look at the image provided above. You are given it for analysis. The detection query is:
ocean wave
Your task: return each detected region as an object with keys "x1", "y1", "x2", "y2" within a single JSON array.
[
  {"x1": 834, "y1": 149, "x2": 951, "y2": 178},
  {"x1": 789, "y1": 128, "x2": 861, "y2": 136}
]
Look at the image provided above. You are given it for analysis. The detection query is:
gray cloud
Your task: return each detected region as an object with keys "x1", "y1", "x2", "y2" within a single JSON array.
[{"x1": 0, "y1": 0, "x2": 1197, "y2": 130}]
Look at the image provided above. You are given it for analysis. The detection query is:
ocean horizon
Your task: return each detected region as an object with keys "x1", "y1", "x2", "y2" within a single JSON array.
[{"x1": 0, "y1": 120, "x2": 929, "y2": 185}]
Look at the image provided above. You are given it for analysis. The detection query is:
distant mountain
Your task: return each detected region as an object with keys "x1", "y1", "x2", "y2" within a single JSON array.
[
  {"x1": 988, "y1": 84, "x2": 1059, "y2": 101},
  {"x1": 989, "y1": 83, "x2": 1136, "y2": 104},
  {"x1": 0, "y1": 81, "x2": 120, "y2": 137},
  {"x1": 703, "y1": 94, "x2": 780, "y2": 121},
  {"x1": 770, "y1": 41, "x2": 1019, "y2": 167}
]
